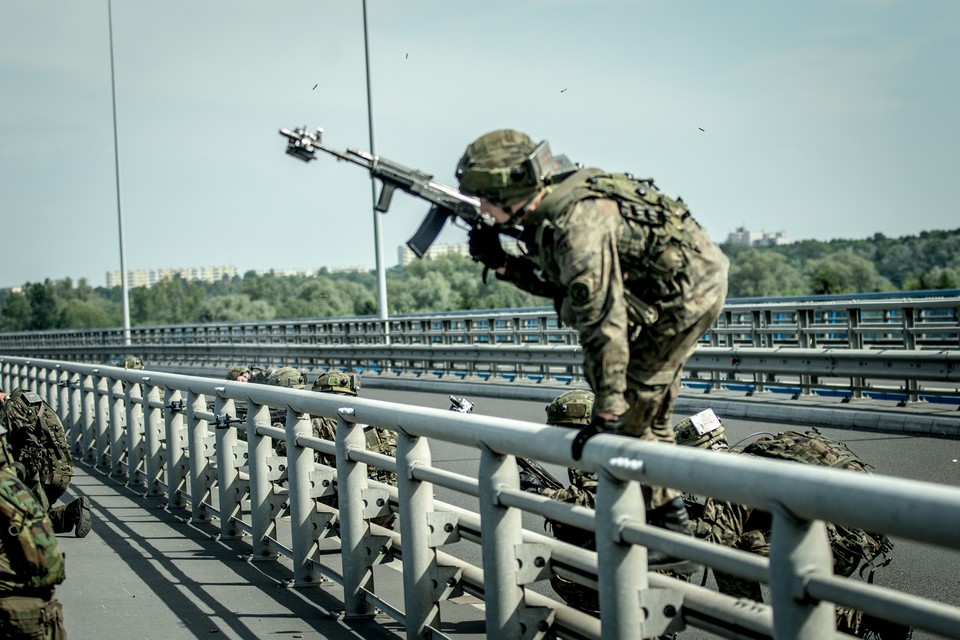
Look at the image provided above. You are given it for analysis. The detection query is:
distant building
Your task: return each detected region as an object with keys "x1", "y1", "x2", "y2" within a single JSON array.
[
  {"x1": 398, "y1": 242, "x2": 472, "y2": 266},
  {"x1": 106, "y1": 265, "x2": 237, "y2": 288},
  {"x1": 251, "y1": 266, "x2": 369, "y2": 278},
  {"x1": 726, "y1": 226, "x2": 790, "y2": 248},
  {"x1": 397, "y1": 239, "x2": 522, "y2": 266}
]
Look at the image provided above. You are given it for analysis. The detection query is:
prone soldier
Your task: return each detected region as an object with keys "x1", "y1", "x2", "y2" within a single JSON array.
[{"x1": 675, "y1": 419, "x2": 911, "y2": 640}]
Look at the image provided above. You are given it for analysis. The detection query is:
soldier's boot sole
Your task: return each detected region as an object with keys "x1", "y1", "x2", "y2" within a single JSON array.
[{"x1": 72, "y1": 497, "x2": 92, "y2": 538}]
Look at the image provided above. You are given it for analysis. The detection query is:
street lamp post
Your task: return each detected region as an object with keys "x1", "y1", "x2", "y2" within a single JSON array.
[
  {"x1": 361, "y1": 0, "x2": 390, "y2": 345},
  {"x1": 107, "y1": 0, "x2": 131, "y2": 347}
]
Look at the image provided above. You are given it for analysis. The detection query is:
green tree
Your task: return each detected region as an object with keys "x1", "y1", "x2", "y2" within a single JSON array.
[
  {"x1": 727, "y1": 250, "x2": 806, "y2": 298},
  {"x1": 131, "y1": 276, "x2": 206, "y2": 325},
  {"x1": 199, "y1": 294, "x2": 276, "y2": 322},
  {"x1": 0, "y1": 290, "x2": 32, "y2": 331},
  {"x1": 805, "y1": 252, "x2": 894, "y2": 295}
]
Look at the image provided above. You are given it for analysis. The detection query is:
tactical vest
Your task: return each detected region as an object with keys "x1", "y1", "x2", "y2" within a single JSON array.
[
  {"x1": 0, "y1": 468, "x2": 66, "y2": 592},
  {"x1": 1, "y1": 391, "x2": 74, "y2": 497},
  {"x1": 742, "y1": 431, "x2": 893, "y2": 579},
  {"x1": 532, "y1": 169, "x2": 708, "y2": 322}
]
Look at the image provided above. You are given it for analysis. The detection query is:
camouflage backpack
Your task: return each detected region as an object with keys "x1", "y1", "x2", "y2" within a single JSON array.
[
  {"x1": 0, "y1": 467, "x2": 66, "y2": 589},
  {"x1": 1, "y1": 390, "x2": 74, "y2": 499},
  {"x1": 740, "y1": 430, "x2": 894, "y2": 579}
]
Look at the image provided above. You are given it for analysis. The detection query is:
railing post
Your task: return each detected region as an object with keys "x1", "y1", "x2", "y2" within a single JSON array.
[
  {"x1": 186, "y1": 390, "x2": 212, "y2": 523},
  {"x1": 769, "y1": 506, "x2": 835, "y2": 639},
  {"x1": 71, "y1": 373, "x2": 87, "y2": 454},
  {"x1": 93, "y1": 373, "x2": 109, "y2": 465},
  {"x1": 109, "y1": 377, "x2": 126, "y2": 477},
  {"x1": 336, "y1": 407, "x2": 377, "y2": 618},
  {"x1": 595, "y1": 471, "x2": 646, "y2": 639},
  {"x1": 79, "y1": 373, "x2": 95, "y2": 457},
  {"x1": 396, "y1": 426, "x2": 443, "y2": 638},
  {"x1": 143, "y1": 382, "x2": 164, "y2": 496},
  {"x1": 215, "y1": 393, "x2": 244, "y2": 539},
  {"x1": 477, "y1": 448, "x2": 526, "y2": 638},
  {"x1": 285, "y1": 407, "x2": 324, "y2": 585},
  {"x1": 125, "y1": 378, "x2": 145, "y2": 486},
  {"x1": 902, "y1": 307, "x2": 920, "y2": 403},
  {"x1": 164, "y1": 388, "x2": 188, "y2": 509},
  {"x1": 247, "y1": 402, "x2": 278, "y2": 560}
]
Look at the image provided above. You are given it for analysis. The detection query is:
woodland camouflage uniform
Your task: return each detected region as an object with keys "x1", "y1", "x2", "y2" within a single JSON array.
[
  {"x1": 269, "y1": 370, "x2": 397, "y2": 528},
  {"x1": 685, "y1": 429, "x2": 910, "y2": 640},
  {"x1": 458, "y1": 130, "x2": 729, "y2": 509},
  {"x1": 0, "y1": 390, "x2": 90, "y2": 538},
  {"x1": 0, "y1": 407, "x2": 67, "y2": 639}
]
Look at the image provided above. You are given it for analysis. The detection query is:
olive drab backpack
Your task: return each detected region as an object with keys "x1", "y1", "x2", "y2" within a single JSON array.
[
  {"x1": 740, "y1": 430, "x2": 894, "y2": 580},
  {"x1": 1, "y1": 390, "x2": 74, "y2": 497},
  {"x1": 0, "y1": 468, "x2": 66, "y2": 589}
]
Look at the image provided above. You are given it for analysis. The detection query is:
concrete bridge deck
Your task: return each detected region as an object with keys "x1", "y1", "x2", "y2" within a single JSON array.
[{"x1": 56, "y1": 462, "x2": 415, "y2": 640}]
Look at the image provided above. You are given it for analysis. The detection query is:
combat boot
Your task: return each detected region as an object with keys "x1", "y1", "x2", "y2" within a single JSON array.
[
  {"x1": 646, "y1": 496, "x2": 696, "y2": 573},
  {"x1": 65, "y1": 497, "x2": 92, "y2": 538}
]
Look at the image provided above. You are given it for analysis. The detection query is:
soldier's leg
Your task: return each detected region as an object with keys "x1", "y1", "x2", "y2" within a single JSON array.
[{"x1": 48, "y1": 497, "x2": 91, "y2": 538}]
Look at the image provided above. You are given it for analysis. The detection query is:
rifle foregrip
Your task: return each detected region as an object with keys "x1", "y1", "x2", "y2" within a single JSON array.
[{"x1": 406, "y1": 206, "x2": 451, "y2": 258}]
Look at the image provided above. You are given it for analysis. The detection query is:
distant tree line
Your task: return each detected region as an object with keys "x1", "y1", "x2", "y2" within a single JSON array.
[{"x1": 2, "y1": 229, "x2": 958, "y2": 332}]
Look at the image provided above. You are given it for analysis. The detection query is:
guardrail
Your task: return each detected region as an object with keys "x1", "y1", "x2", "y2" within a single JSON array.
[
  {"x1": 1, "y1": 295, "x2": 958, "y2": 352},
  {"x1": 4, "y1": 340, "x2": 959, "y2": 407},
  {"x1": 4, "y1": 356, "x2": 960, "y2": 640}
]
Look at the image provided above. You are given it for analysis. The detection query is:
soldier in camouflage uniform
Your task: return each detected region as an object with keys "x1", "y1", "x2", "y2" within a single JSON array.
[
  {"x1": 457, "y1": 130, "x2": 728, "y2": 536},
  {"x1": 270, "y1": 370, "x2": 397, "y2": 528},
  {"x1": 225, "y1": 366, "x2": 251, "y2": 383},
  {"x1": 0, "y1": 407, "x2": 67, "y2": 638},
  {"x1": 676, "y1": 422, "x2": 911, "y2": 639},
  {"x1": 517, "y1": 389, "x2": 602, "y2": 615},
  {"x1": 119, "y1": 355, "x2": 143, "y2": 370},
  {"x1": 0, "y1": 390, "x2": 91, "y2": 538}
]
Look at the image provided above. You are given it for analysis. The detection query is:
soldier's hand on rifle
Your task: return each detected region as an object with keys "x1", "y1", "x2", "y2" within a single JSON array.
[{"x1": 468, "y1": 226, "x2": 507, "y2": 272}]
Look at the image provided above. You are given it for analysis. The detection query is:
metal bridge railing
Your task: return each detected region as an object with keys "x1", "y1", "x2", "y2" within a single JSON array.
[
  {"x1": 1, "y1": 294, "x2": 958, "y2": 352},
  {"x1": 4, "y1": 356, "x2": 960, "y2": 640},
  {"x1": 4, "y1": 340, "x2": 958, "y2": 407}
]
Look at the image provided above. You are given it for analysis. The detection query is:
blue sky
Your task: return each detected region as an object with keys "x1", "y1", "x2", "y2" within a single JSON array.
[{"x1": 1, "y1": 0, "x2": 957, "y2": 289}]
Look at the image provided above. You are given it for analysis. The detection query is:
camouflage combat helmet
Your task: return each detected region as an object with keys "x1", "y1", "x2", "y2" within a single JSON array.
[
  {"x1": 265, "y1": 366, "x2": 307, "y2": 389},
  {"x1": 225, "y1": 365, "x2": 251, "y2": 382},
  {"x1": 545, "y1": 389, "x2": 595, "y2": 427},
  {"x1": 312, "y1": 370, "x2": 360, "y2": 396},
  {"x1": 674, "y1": 409, "x2": 728, "y2": 450},
  {"x1": 120, "y1": 355, "x2": 144, "y2": 370},
  {"x1": 456, "y1": 129, "x2": 542, "y2": 205}
]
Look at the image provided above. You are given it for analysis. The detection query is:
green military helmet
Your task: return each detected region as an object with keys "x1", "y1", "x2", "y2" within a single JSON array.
[
  {"x1": 456, "y1": 129, "x2": 543, "y2": 205},
  {"x1": 545, "y1": 389, "x2": 595, "y2": 428},
  {"x1": 312, "y1": 370, "x2": 360, "y2": 396},
  {"x1": 674, "y1": 408, "x2": 728, "y2": 450},
  {"x1": 120, "y1": 355, "x2": 144, "y2": 370},
  {"x1": 225, "y1": 365, "x2": 251, "y2": 382},
  {"x1": 265, "y1": 366, "x2": 307, "y2": 390}
]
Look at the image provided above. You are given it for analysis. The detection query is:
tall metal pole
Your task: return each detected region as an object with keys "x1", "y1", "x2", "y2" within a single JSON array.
[
  {"x1": 362, "y1": 0, "x2": 390, "y2": 344},
  {"x1": 108, "y1": 0, "x2": 131, "y2": 346}
]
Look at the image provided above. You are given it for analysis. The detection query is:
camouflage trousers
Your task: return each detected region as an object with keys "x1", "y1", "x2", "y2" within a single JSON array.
[
  {"x1": 620, "y1": 290, "x2": 727, "y2": 509},
  {"x1": 0, "y1": 594, "x2": 66, "y2": 639}
]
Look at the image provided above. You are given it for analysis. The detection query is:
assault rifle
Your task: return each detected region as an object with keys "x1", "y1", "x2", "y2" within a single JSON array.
[
  {"x1": 279, "y1": 126, "x2": 519, "y2": 258},
  {"x1": 447, "y1": 395, "x2": 566, "y2": 493}
]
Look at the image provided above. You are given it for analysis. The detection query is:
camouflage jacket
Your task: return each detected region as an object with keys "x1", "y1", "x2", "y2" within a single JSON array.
[
  {"x1": 0, "y1": 467, "x2": 66, "y2": 593},
  {"x1": 504, "y1": 169, "x2": 728, "y2": 415}
]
